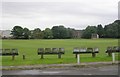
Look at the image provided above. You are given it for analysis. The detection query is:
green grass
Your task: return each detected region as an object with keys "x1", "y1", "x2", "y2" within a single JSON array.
[{"x1": 1, "y1": 39, "x2": 119, "y2": 66}]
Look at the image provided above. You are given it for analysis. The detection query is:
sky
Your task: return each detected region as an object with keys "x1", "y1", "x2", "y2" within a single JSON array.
[{"x1": 0, "y1": 0, "x2": 120, "y2": 30}]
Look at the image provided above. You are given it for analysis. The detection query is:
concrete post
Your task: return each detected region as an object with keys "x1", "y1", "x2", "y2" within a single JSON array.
[
  {"x1": 112, "y1": 53, "x2": 115, "y2": 63},
  {"x1": 77, "y1": 54, "x2": 80, "y2": 64}
]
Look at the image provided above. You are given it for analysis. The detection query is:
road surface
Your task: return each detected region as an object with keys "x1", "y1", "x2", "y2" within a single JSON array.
[{"x1": 1, "y1": 65, "x2": 119, "y2": 75}]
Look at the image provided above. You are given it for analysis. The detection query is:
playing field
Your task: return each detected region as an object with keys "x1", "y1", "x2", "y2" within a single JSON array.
[{"x1": 1, "y1": 39, "x2": 119, "y2": 66}]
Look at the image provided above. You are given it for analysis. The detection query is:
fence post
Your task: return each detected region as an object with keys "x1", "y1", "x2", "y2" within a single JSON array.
[{"x1": 23, "y1": 54, "x2": 25, "y2": 60}]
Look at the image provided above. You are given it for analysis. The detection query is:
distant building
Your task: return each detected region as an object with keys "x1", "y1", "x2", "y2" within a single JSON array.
[
  {"x1": 73, "y1": 30, "x2": 83, "y2": 38},
  {"x1": 0, "y1": 30, "x2": 12, "y2": 39},
  {"x1": 91, "y1": 34, "x2": 99, "y2": 39}
]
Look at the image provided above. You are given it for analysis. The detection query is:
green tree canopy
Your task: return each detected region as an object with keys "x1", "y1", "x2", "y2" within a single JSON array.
[
  {"x1": 43, "y1": 28, "x2": 53, "y2": 39},
  {"x1": 31, "y1": 28, "x2": 44, "y2": 39},
  {"x1": 11, "y1": 26, "x2": 23, "y2": 39},
  {"x1": 23, "y1": 28, "x2": 30, "y2": 39},
  {"x1": 52, "y1": 25, "x2": 68, "y2": 39},
  {"x1": 10, "y1": 20, "x2": 120, "y2": 39},
  {"x1": 104, "y1": 20, "x2": 120, "y2": 38},
  {"x1": 82, "y1": 26, "x2": 97, "y2": 39},
  {"x1": 97, "y1": 24, "x2": 104, "y2": 38}
]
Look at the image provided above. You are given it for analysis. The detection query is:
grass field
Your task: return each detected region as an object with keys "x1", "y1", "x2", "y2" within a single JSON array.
[{"x1": 1, "y1": 39, "x2": 119, "y2": 66}]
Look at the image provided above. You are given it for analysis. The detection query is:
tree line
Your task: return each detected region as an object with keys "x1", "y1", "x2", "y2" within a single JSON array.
[
  {"x1": 82, "y1": 20, "x2": 120, "y2": 38},
  {"x1": 11, "y1": 25, "x2": 76, "y2": 39},
  {"x1": 10, "y1": 20, "x2": 120, "y2": 39}
]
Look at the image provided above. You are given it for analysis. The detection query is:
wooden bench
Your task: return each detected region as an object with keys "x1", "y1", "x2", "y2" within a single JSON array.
[
  {"x1": 73, "y1": 47, "x2": 99, "y2": 58},
  {"x1": 0, "y1": 48, "x2": 19, "y2": 60},
  {"x1": 106, "y1": 46, "x2": 120, "y2": 56},
  {"x1": 38, "y1": 48, "x2": 65, "y2": 59}
]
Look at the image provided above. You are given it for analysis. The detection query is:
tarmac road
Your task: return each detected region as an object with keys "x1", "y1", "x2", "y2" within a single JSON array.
[{"x1": 1, "y1": 65, "x2": 119, "y2": 75}]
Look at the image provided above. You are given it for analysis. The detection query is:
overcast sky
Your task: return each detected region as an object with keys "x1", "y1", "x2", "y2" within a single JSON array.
[{"x1": 1, "y1": 0, "x2": 120, "y2": 30}]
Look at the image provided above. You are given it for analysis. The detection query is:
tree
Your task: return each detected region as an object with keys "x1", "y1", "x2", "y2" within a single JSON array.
[
  {"x1": 82, "y1": 26, "x2": 97, "y2": 39},
  {"x1": 58, "y1": 26, "x2": 68, "y2": 39},
  {"x1": 66, "y1": 28, "x2": 75, "y2": 38},
  {"x1": 104, "y1": 20, "x2": 120, "y2": 38},
  {"x1": 43, "y1": 28, "x2": 53, "y2": 39},
  {"x1": 97, "y1": 24, "x2": 104, "y2": 38},
  {"x1": 52, "y1": 26, "x2": 59, "y2": 39},
  {"x1": 23, "y1": 28, "x2": 30, "y2": 39},
  {"x1": 31, "y1": 28, "x2": 44, "y2": 39},
  {"x1": 116, "y1": 20, "x2": 120, "y2": 38},
  {"x1": 52, "y1": 25, "x2": 68, "y2": 39},
  {"x1": 11, "y1": 26, "x2": 23, "y2": 39}
]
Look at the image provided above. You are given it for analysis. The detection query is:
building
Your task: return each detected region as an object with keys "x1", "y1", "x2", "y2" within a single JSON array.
[
  {"x1": 73, "y1": 30, "x2": 83, "y2": 38},
  {"x1": 0, "y1": 30, "x2": 12, "y2": 39},
  {"x1": 91, "y1": 34, "x2": 99, "y2": 39}
]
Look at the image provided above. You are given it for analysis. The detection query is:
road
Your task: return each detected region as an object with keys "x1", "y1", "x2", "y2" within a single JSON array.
[{"x1": 1, "y1": 65, "x2": 118, "y2": 75}]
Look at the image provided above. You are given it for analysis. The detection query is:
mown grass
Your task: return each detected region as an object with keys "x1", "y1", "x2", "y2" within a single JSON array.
[{"x1": 1, "y1": 39, "x2": 119, "y2": 66}]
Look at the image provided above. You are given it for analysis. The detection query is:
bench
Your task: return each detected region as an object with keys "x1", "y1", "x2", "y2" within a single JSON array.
[
  {"x1": 0, "y1": 48, "x2": 19, "y2": 60},
  {"x1": 106, "y1": 46, "x2": 120, "y2": 56},
  {"x1": 73, "y1": 47, "x2": 99, "y2": 58},
  {"x1": 38, "y1": 48, "x2": 65, "y2": 59}
]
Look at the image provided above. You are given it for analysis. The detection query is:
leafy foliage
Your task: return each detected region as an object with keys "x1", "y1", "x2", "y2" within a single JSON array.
[
  {"x1": 82, "y1": 20, "x2": 120, "y2": 39},
  {"x1": 82, "y1": 26, "x2": 97, "y2": 39},
  {"x1": 104, "y1": 20, "x2": 120, "y2": 38},
  {"x1": 31, "y1": 28, "x2": 43, "y2": 39},
  {"x1": 23, "y1": 28, "x2": 30, "y2": 39},
  {"x1": 11, "y1": 26, "x2": 23, "y2": 39},
  {"x1": 10, "y1": 20, "x2": 120, "y2": 39},
  {"x1": 43, "y1": 28, "x2": 53, "y2": 39}
]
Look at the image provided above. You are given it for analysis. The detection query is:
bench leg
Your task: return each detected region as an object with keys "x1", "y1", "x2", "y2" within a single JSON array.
[
  {"x1": 58, "y1": 54, "x2": 61, "y2": 59},
  {"x1": 92, "y1": 53, "x2": 96, "y2": 57},
  {"x1": 12, "y1": 55, "x2": 15, "y2": 60},
  {"x1": 108, "y1": 52, "x2": 112, "y2": 57},
  {"x1": 41, "y1": 54, "x2": 44, "y2": 59},
  {"x1": 75, "y1": 54, "x2": 77, "y2": 58}
]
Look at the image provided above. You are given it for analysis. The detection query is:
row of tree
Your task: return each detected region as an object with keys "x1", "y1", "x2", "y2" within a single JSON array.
[
  {"x1": 82, "y1": 20, "x2": 120, "y2": 38},
  {"x1": 11, "y1": 20, "x2": 120, "y2": 39},
  {"x1": 11, "y1": 25, "x2": 76, "y2": 39}
]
